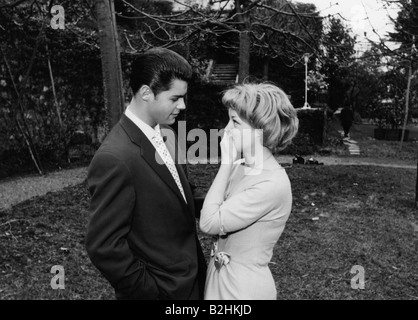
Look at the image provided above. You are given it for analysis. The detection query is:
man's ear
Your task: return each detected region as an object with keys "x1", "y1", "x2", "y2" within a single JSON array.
[{"x1": 138, "y1": 85, "x2": 152, "y2": 101}]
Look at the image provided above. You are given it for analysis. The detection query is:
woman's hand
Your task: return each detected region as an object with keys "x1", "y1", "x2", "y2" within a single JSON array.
[{"x1": 220, "y1": 123, "x2": 239, "y2": 164}]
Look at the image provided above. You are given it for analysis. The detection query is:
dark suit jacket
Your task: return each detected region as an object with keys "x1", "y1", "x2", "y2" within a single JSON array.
[
  {"x1": 340, "y1": 107, "x2": 354, "y2": 125},
  {"x1": 85, "y1": 115, "x2": 207, "y2": 300}
]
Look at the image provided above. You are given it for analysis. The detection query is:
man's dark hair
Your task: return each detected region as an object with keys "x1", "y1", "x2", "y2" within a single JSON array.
[{"x1": 129, "y1": 47, "x2": 192, "y2": 96}]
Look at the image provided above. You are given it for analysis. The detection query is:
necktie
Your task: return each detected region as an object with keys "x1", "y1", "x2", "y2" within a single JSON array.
[{"x1": 153, "y1": 130, "x2": 187, "y2": 203}]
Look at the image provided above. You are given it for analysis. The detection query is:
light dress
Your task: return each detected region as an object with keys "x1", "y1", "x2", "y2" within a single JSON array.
[{"x1": 199, "y1": 159, "x2": 293, "y2": 300}]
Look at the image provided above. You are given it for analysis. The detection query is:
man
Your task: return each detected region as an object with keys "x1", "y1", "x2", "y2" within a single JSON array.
[
  {"x1": 340, "y1": 106, "x2": 354, "y2": 138},
  {"x1": 85, "y1": 47, "x2": 206, "y2": 300}
]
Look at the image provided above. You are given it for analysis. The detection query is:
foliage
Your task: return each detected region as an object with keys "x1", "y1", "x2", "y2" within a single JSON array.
[
  {"x1": 283, "y1": 108, "x2": 328, "y2": 155},
  {"x1": 250, "y1": 0, "x2": 323, "y2": 63},
  {"x1": 320, "y1": 17, "x2": 356, "y2": 111},
  {"x1": 361, "y1": 0, "x2": 418, "y2": 129},
  {"x1": 343, "y1": 48, "x2": 383, "y2": 118},
  {"x1": 367, "y1": 68, "x2": 409, "y2": 129},
  {"x1": 0, "y1": 0, "x2": 103, "y2": 176},
  {"x1": 370, "y1": 100, "x2": 404, "y2": 129},
  {"x1": 306, "y1": 69, "x2": 328, "y2": 104},
  {"x1": 386, "y1": 0, "x2": 418, "y2": 125},
  {"x1": 115, "y1": 0, "x2": 175, "y2": 51},
  {"x1": 0, "y1": 0, "x2": 376, "y2": 178},
  {"x1": 114, "y1": 0, "x2": 325, "y2": 90},
  {"x1": 307, "y1": 70, "x2": 328, "y2": 92},
  {"x1": 388, "y1": 0, "x2": 418, "y2": 49}
]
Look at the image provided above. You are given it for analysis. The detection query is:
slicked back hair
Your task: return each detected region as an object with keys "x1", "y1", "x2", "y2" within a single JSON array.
[{"x1": 129, "y1": 47, "x2": 192, "y2": 97}]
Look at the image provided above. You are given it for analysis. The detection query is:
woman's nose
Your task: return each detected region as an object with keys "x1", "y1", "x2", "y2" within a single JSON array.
[{"x1": 225, "y1": 120, "x2": 234, "y2": 130}]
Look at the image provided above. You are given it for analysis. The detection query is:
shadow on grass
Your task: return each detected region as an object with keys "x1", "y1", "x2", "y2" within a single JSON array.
[{"x1": 1, "y1": 164, "x2": 417, "y2": 299}]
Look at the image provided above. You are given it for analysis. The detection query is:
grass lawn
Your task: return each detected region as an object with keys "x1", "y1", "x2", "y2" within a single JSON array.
[
  {"x1": 349, "y1": 122, "x2": 418, "y2": 162},
  {"x1": 322, "y1": 119, "x2": 418, "y2": 165},
  {"x1": 1, "y1": 163, "x2": 417, "y2": 300}
]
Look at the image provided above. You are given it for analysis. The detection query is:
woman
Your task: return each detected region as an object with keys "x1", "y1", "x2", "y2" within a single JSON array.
[{"x1": 199, "y1": 82, "x2": 299, "y2": 300}]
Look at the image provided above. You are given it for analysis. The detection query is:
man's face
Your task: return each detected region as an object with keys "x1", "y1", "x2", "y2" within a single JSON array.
[{"x1": 148, "y1": 79, "x2": 187, "y2": 126}]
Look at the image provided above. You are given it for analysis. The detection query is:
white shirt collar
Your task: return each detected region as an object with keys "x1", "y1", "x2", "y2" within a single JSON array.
[{"x1": 125, "y1": 104, "x2": 160, "y2": 141}]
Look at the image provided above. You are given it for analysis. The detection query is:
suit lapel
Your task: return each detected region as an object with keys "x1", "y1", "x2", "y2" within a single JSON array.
[
  {"x1": 176, "y1": 163, "x2": 195, "y2": 217},
  {"x1": 161, "y1": 126, "x2": 195, "y2": 216},
  {"x1": 120, "y1": 115, "x2": 192, "y2": 213}
]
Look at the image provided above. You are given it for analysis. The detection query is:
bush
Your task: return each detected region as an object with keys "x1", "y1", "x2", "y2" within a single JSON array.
[
  {"x1": 283, "y1": 108, "x2": 326, "y2": 155},
  {"x1": 0, "y1": 3, "x2": 104, "y2": 179},
  {"x1": 370, "y1": 99, "x2": 404, "y2": 129}
]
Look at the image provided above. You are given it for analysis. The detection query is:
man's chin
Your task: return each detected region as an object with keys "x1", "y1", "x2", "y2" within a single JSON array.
[
  {"x1": 161, "y1": 119, "x2": 175, "y2": 126},
  {"x1": 168, "y1": 116, "x2": 177, "y2": 124}
]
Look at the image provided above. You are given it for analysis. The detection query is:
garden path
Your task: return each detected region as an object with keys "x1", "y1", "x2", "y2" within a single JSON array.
[
  {"x1": 0, "y1": 167, "x2": 87, "y2": 211},
  {"x1": 339, "y1": 130, "x2": 361, "y2": 156}
]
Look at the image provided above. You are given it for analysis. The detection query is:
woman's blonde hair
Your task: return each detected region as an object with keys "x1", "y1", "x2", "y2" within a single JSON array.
[{"x1": 222, "y1": 82, "x2": 299, "y2": 155}]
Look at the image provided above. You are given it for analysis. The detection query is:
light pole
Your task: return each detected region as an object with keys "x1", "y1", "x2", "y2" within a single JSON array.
[{"x1": 303, "y1": 54, "x2": 310, "y2": 109}]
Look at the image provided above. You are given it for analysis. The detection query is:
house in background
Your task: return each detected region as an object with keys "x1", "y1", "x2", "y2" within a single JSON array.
[
  {"x1": 171, "y1": 0, "x2": 238, "y2": 84},
  {"x1": 168, "y1": 0, "x2": 311, "y2": 107}
]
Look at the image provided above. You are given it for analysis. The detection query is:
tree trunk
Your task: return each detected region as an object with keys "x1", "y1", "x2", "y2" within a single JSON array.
[
  {"x1": 238, "y1": 30, "x2": 250, "y2": 83},
  {"x1": 416, "y1": 149, "x2": 418, "y2": 208},
  {"x1": 400, "y1": 64, "x2": 412, "y2": 151},
  {"x1": 234, "y1": 0, "x2": 251, "y2": 84},
  {"x1": 46, "y1": 44, "x2": 63, "y2": 129},
  {"x1": 95, "y1": 0, "x2": 124, "y2": 132},
  {"x1": 400, "y1": 36, "x2": 415, "y2": 151}
]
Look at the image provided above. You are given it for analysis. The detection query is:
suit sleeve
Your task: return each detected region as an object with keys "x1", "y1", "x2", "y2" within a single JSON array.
[{"x1": 85, "y1": 151, "x2": 159, "y2": 299}]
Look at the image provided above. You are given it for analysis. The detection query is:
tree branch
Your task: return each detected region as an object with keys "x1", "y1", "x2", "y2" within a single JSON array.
[{"x1": 0, "y1": 0, "x2": 32, "y2": 9}]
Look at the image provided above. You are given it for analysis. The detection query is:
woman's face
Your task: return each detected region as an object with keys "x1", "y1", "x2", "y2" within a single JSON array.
[{"x1": 226, "y1": 109, "x2": 261, "y2": 154}]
